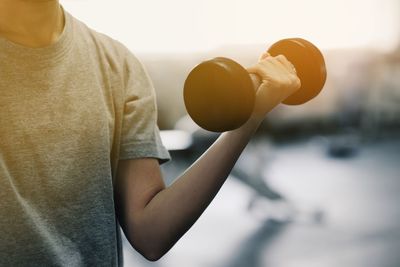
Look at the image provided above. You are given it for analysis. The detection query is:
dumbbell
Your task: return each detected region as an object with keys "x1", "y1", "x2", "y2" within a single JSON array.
[{"x1": 183, "y1": 38, "x2": 327, "y2": 132}]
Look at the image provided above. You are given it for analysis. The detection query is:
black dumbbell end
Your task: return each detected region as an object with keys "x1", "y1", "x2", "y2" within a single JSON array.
[
  {"x1": 184, "y1": 57, "x2": 255, "y2": 132},
  {"x1": 268, "y1": 38, "x2": 327, "y2": 105}
]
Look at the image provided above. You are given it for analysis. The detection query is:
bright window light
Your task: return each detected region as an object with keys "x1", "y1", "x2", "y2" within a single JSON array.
[{"x1": 61, "y1": 0, "x2": 400, "y2": 52}]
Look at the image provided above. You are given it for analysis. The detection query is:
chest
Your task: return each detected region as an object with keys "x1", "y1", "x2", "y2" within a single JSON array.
[{"x1": 0, "y1": 60, "x2": 114, "y2": 155}]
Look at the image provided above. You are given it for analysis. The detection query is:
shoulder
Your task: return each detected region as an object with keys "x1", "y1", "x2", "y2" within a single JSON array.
[{"x1": 69, "y1": 12, "x2": 144, "y2": 73}]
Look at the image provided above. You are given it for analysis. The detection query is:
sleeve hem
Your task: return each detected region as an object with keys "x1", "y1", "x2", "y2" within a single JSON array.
[{"x1": 119, "y1": 140, "x2": 171, "y2": 165}]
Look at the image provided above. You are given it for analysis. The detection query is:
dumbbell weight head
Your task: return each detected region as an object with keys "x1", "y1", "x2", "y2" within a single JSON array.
[
  {"x1": 268, "y1": 38, "x2": 326, "y2": 105},
  {"x1": 183, "y1": 57, "x2": 255, "y2": 132}
]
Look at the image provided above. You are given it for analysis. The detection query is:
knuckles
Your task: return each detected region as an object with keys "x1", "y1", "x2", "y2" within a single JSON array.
[
  {"x1": 274, "y1": 75, "x2": 301, "y2": 91},
  {"x1": 288, "y1": 75, "x2": 301, "y2": 89},
  {"x1": 275, "y1": 54, "x2": 288, "y2": 62},
  {"x1": 255, "y1": 57, "x2": 301, "y2": 92},
  {"x1": 293, "y1": 76, "x2": 301, "y2": 90}
]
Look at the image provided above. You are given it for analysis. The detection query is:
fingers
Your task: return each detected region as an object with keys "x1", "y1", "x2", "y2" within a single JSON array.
[
  {"x1": 248, "y1": 53, "x2": 299, "y2": 85},
  {"x1": 258, "y1": 51, "x2": 297, "y2": 75},
  {"x1": 247, "y1": 57, "x2": 285, "y2": 79},
  {"x1": 247, "y1": 52, "x2": 301, "y2": 92},
  {"x1": 275, "y1": 54, "x2": 297, "y2": 74},
  {"x1": 247, "y1": 59, "x2": 280, "y2": 78},
  {"x1": 246, "y1": 65, "x2": 265, "y2": 79}
]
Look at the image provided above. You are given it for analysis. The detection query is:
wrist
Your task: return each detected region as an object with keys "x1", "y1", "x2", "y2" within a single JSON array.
[
  {"x1": 248, "y1": 111, "x2": 266, "y2": 125},
  {"x1": 230, "y1": 113, "x2": 263, "y2": 136}
]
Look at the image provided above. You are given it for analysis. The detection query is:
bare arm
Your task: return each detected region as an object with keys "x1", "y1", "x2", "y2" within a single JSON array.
[{"x1": 114, "y1": 53, "x2": 300, "y2": 261}]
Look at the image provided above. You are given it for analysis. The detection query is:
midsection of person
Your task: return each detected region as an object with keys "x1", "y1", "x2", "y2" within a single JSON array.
[{"x1": 0, "y1": 13, "x2": 120, "y2": 265}]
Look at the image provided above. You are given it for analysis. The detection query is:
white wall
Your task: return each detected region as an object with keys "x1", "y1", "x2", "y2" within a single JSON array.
[{"x1": 61, "y1": 0, "x2": 399, "y2": 53}]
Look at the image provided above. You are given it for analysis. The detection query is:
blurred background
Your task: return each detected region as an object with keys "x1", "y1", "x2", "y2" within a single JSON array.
[{"x1": 61, "y1": 0, "x2": 400, "y2": 266}]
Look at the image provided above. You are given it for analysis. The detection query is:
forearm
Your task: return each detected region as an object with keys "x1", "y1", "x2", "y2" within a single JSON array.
[
  {"x1": 132, "y1": 116, "x2": 263, "y2": 259},
  {"x1": 128, "y1": 52, "x2": 301, "y2": 260}
]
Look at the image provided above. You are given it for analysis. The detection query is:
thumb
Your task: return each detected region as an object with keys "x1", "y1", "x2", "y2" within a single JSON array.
[{"x1": 259, "y1": 51, "x2": 271, "y2": 62}]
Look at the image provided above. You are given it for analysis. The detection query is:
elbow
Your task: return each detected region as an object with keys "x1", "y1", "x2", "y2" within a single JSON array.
[
  {"x1": 142, "y1": 250, "x2": 163, "y2": 262},
  {"x1": 124, "y1": 218, "x2": 174, "y2": 261},
  {"x1": 130, "y1": 234, "x2": 169, "y2": 262},
  {"x1": 136, "y1": 245, "x2": 167, "y2": 262}
]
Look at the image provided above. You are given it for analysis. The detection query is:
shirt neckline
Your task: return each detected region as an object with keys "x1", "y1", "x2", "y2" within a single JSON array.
[{"x1": 0, "y1": 5, "x2": 74, "y2": 66}]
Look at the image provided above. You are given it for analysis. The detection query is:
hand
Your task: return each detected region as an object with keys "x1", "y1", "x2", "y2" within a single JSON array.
[{"x1": 247, "y1": 52, "x2": 301, "y2": 120}]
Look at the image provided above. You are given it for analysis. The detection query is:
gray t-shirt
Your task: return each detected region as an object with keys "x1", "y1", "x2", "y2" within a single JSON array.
[{"x1": 0, "y1": 7, "x2": 170, "y2": 267}]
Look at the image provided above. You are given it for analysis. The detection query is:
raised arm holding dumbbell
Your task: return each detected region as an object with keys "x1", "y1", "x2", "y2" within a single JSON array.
[
  {"x1": 115, "y1": 39, "x2": 326, "y2": 261},
  {"x1": 0, "y1": 2, "x2": 325, "y2": 262},
  {"x1": 184, "y1": 38, "x2": 327, "y2": 131}
]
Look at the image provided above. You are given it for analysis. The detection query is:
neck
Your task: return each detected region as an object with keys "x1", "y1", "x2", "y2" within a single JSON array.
[{"x1": 0, "y1": 0, "x2": 64, "y2": 48}]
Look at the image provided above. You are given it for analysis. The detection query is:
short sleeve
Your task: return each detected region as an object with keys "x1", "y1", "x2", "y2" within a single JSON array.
[{"x1": 119, "y1": 51, "x2": 170, "y2": 164}]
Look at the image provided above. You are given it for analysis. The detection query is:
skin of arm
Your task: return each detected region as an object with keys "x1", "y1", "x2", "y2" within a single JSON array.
[{"x1": 114, "y1": 52, "x2": 301, "y2": 261}]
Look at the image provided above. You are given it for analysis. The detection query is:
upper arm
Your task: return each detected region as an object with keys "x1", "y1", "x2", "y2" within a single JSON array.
[{"x1": 114, "y1": 158, "x2": 166, "y2": 233}]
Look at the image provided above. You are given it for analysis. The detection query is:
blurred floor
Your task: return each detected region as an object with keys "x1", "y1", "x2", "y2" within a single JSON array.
[{"x1": 122, "y1": 133, "x2": 400, "y2": 267}]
